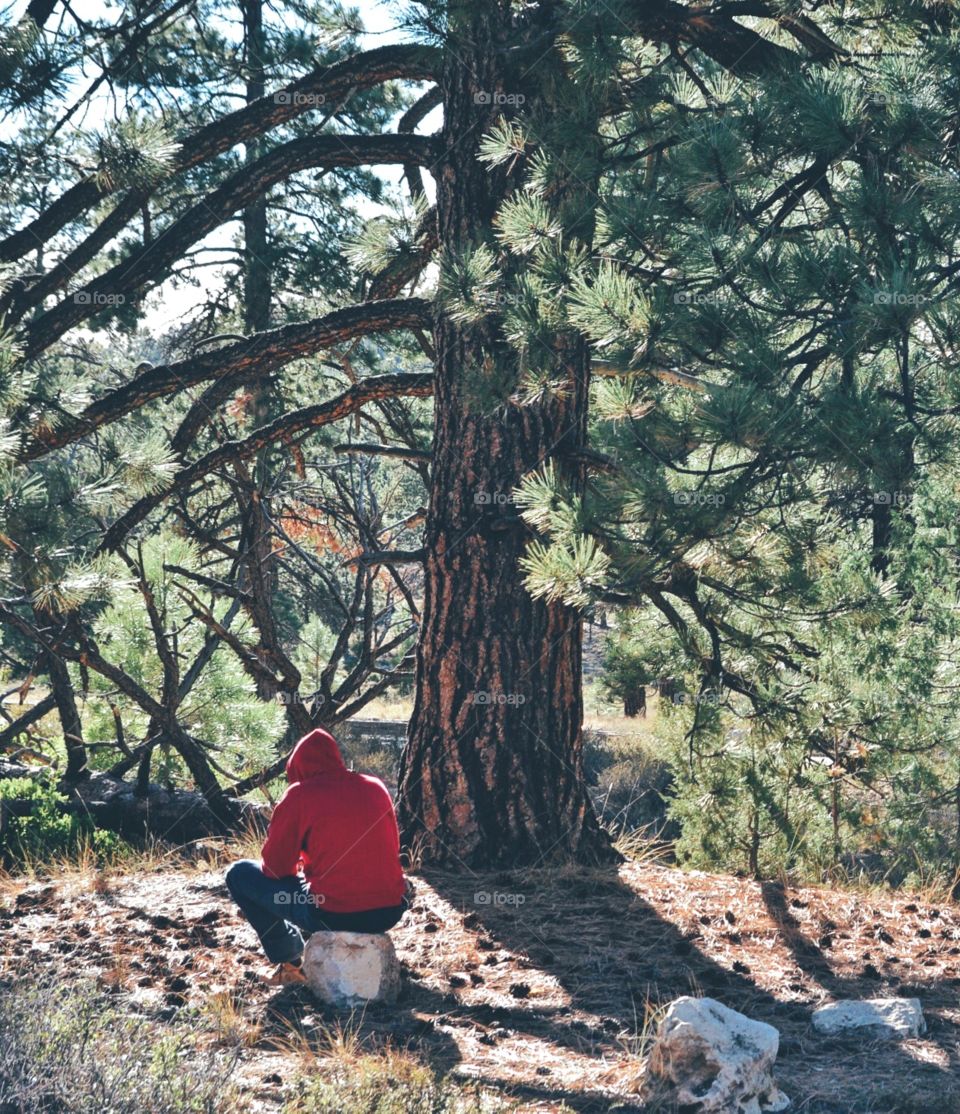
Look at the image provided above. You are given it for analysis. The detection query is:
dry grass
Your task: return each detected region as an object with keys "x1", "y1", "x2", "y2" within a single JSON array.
[
  {"x1": 202, "y1": 988, "x2": 265, "y2": 1049},
  {"x1": 3, "y1": 845, "x2": 959, "y2": 1111},
  {"x1": 355, "y1": 694, "x2": 415, "y2": 721}
]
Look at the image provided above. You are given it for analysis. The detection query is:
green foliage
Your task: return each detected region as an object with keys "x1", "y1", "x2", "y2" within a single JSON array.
[
  {"x1": 90, "y1": 114, "x2": 180, "y2": 191},
  {"x1": 346, "y1": 195, "x2": 431, "y2": 277},
  {"x1": 0, "y1": 778, "x2": 126, "y2": 868},
  {"x1": 505, "y1": 6, "x2": 960, "y2": 883},
  {"x1": 76, "y1": 536, "x2": 286, "y2": 783},
  {"x1": 436, "y1": 243, "x2": 503, "y2": 325}
]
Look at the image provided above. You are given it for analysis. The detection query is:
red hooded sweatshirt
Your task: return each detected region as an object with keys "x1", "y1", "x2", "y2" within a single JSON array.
[{"x1": 260, "y1": 728, "x2": 406, "y2": 913}]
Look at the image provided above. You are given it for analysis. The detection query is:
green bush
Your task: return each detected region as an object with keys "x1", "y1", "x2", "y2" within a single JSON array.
[{"x1": 0, "y1": 776, "x2": 127, "y2": 868}]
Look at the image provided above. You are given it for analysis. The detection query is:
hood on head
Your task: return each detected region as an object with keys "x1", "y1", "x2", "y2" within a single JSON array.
[{"x1": 286, "y1": 728, "x2": 346, "y2": 783}]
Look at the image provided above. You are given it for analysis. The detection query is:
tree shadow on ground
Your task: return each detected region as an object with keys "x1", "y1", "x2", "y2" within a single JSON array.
[{"x1": 420, "y1": 862, "x2": 960, "y2": 1114}]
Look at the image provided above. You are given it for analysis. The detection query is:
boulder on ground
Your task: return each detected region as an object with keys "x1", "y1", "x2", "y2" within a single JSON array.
[
  {"x1": 642, "y1": 996, "x2": 790, "y2": 1114},
  {"x1": 811, "y1": 997, "x2": 924, "y2": 1040},
  {"x1": 302, "y1": 931, "x2": 400, "y2": 1007}
]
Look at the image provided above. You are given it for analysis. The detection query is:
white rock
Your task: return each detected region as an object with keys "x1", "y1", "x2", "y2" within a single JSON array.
[
  {"x1": 811, "y1": 997, "x2": 925, "y2": 1040},
  {"x1": 302, "y1": 931, "x2": 401, "y2": 1007},
  {"x1": 643, "y1": 996, "x2": 790, "y2": 1114}
]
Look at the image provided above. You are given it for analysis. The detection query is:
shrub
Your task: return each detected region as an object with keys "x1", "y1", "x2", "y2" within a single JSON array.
[
  {"x1": 583, "y1": 730, "x2": 674, "y2": 838},
  {"x1": 0, "y1": 980, "x2": 241, "y2": 1113},
  {"x1": 285, "y1": 1055, "x2": 499, "y2": 1114},
  {"x1": 0, "y1": 776, "x2": 127, "y2": 868}
]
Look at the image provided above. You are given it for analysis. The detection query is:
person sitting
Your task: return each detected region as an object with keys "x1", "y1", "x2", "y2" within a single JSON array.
[{"x1": 225, "y1": 727, "x2": 410, "y2": 985}]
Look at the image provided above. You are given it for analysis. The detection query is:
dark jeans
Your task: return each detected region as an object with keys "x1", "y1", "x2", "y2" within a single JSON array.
[{"x1": 225, "y1": 859, "x2": 408, "y2": 964}]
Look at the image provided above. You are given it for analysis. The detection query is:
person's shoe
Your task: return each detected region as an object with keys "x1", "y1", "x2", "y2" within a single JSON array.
[{"x1": 268, "y1": 959, "x2": 307, "y2": 986}]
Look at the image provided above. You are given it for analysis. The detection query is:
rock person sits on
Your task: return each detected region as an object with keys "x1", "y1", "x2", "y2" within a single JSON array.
[{"x1": 225, "y1": 728, "x2": 410, "y2": 985}]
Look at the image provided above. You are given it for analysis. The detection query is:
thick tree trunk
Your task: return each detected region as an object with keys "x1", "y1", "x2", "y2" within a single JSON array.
[{"x1": 398, "y1": 2, "x2": 612, "y2": 867}]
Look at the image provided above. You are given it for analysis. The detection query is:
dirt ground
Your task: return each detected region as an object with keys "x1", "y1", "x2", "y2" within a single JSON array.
[{"x1": 2, "y1": 854, "x2": 959, "y2": 1113}]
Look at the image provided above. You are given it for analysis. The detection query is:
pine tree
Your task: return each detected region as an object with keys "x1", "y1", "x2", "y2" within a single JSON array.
[
  {"x1": 513, "y1": 3, "x2": 960, "y2": 879},
  {"x1": 5, "y1": 0, "x2": 959, "y2": 869}
]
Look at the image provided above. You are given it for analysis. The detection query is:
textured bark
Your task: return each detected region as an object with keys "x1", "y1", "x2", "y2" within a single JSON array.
[
  {"x1": 624, "y1": 686, "x2": 647, "y2": 718},
  {"x1": 625, "y1": 0, "x2": 826, "y2": 75},
  {"x1": 397, "y1": 2, "x2": 612, "y2": 868},
  {"x1": 44, "y1": 646, "x2": 87, "y2": 781},
  {"x1": 238, "y1": 0, "x2": 282, "y2": 703},
  {"x1": 241, "y1": 0, "x2": 271, "y2": 341},
  {"x1": 0, "y1": 693, "x2": 57, "y2": 749}
]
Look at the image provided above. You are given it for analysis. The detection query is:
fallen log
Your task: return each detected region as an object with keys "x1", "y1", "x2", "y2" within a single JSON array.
[{"x1": 0, "y1": 763, "x2": 269, "y2": 844}]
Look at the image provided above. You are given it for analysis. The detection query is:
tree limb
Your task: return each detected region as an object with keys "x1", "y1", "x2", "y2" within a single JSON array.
[
  {"x1": 0, "y1": 44, "x2": 439, "y2": 267},
  {"x1": 334, "y1": 442, "x2": 431, "y2": 461},
  {"x1": 97, "y1": 371, "x2": 435, "y2": 549},
  {"x1": 20, "y1": 298, "x2": 432, "y2": 459},
  {"x1": 22, "y1": 136, "x2": 440, "y2": 356}
]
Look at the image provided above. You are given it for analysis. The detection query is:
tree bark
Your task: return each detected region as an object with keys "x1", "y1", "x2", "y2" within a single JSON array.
[
  {"x1": 0, "y1": 693, "x2": 56, "y2": 749},
  {"x1": 397, "y1": 2, "x2": 612, "y2": 868}
]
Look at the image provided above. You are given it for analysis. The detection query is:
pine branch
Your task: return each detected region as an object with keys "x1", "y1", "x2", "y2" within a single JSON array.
[
  {"x1": 343, "y1": 549, "x2": 426, "y2": 566},
  {"x1": 367, "y1": 208, "x2": 439, "y2": 300},
  {"x1": 591, "y1": 359, "x2": 709, "y2": 394},
  {"x1": 0, "y1": 600, "x2": 167, "y2": 721},
  {"x1": 97, "y1": 371, "x2": 435, "y2": 550},
  {"x1": 20, "y1": 298, "x2": 432, "y2": 459},
  {"x1": 0, "y1": 44, "x2": 439, "y2": 267},
  {"x1": 22, "y1": 136, "x2": 440, "y2": 356},
  {"x1": 626, "y1": 0, "x2": 821, "y2": 76},
  {"x1": 334, "y1": 442, "x2": 431, "y2": 461},
  {"x1": 399, "y1": 86, "x2": 444, "y2": 201},
  {"x1": 0, "y1": 694, "x2": 57, "y2": 749}
]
